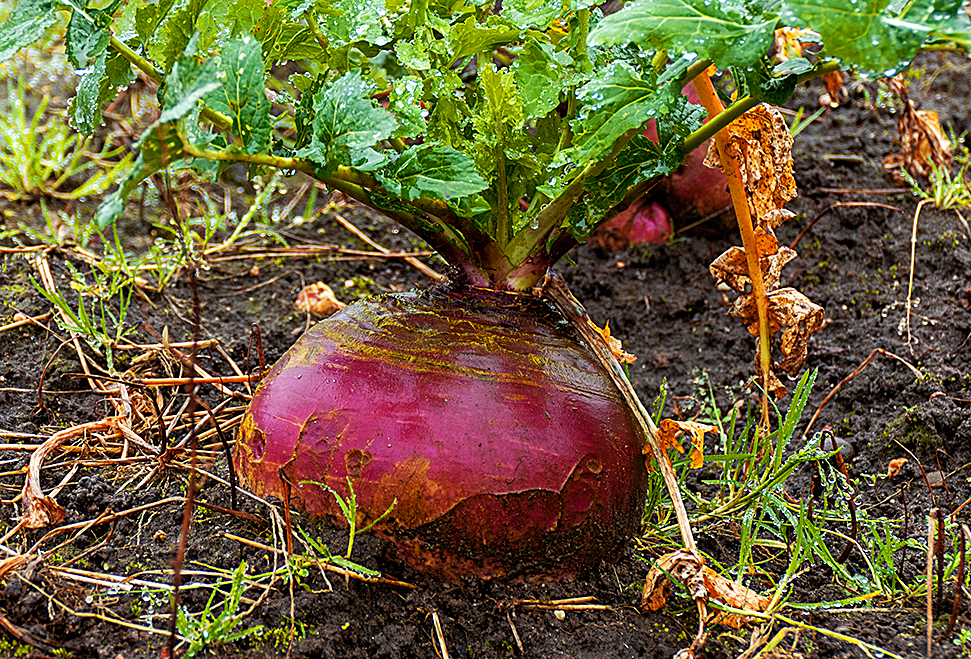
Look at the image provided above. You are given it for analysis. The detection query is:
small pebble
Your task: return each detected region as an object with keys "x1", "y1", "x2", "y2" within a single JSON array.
[{"x1": 553, "y1": 610, "x2": 566, "y2": 620}]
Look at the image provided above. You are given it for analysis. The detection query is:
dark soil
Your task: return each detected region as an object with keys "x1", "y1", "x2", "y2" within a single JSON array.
[{"x1": 2, "y1": 55, "x2": 971, "y2": 659}]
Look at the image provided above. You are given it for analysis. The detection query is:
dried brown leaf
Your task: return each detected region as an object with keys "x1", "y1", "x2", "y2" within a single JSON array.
[
  {"x1": 702, "y1": 566, "x2": 770, "y2": 629},
  {"x1": 887, "y1": 457, "x2": 908, "y2": 478},
  {"x1": 647, "y1": 419, "x2": 717, "y2": 469},
  {"x1": 710, "y1": 233, "x2": 795, "y2": 294},
  {"x1": 704, "y1": 104, "x2": 797, "y2": 220},
  {"x1": 589, "y1": 319, "x2": 637, "y2": 364},
  {"x1": 820, "y1": 70, "x2": 845, "y2": 108},
  {"x1": 771, "y1": 26, "x2": 817, "y2": 63},
  {"x1": 729, "y1": 287, "x2": 823, "y2": 394},
  {"x1": 641, "y1": 550, "x2": 708, "y2": 611},
  {"x1": 882, "y1": 76, "x2": 952, "y2": 181},
  {"x1": 642, "y1": 550, "x2": 768, "y2": 629},
  {"x1": 295, "y1": 282, "x2": 346, "y2": 316}
]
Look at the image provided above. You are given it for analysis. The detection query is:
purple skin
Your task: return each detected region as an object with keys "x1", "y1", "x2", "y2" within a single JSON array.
[
  {"x1": 598, "y1": 198, "x2": 674, "y2": 246},
  {"x1": 236, "y1": 285, "x2": 648, "y2": 581}
]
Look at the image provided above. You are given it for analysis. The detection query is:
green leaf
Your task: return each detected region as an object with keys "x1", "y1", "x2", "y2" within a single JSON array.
[
  {"x1": 780, "y1": 0, "x2": 959, "y2": 74},
  {"x1": 147, "y1": 0, "x2": 209, "y2": 72},
  {"x1": 314, "y1": 0, "x2": 391, "y2": 48},
  {"x1": 500, "y1": 0, "x2": 599, "y2": 30},
  {"x1": 134, "y1": 0, "x2": 176, "y2": 49},
  {"x1": 471, "y1": 64, "x2": 525, "y2": 177},
  {"x1": 565, "y1": 62, "x2": 677, "y2": 166},
  {"x1": 930, "y1": 0, "x2": 970, "y2": 46},
  {"x1": 449, "y1": 15, "x2": 521, "y2": 62},
  {"x1": 204, "y1": 35, "x2": 271, "y2": 154},
  {"x1": 70, "y1": 49, "x2": 107, "y2": 134},
  {"x1": 385, "y1": 144, "x2": 489, "y2": 202},
  {"x1": 95, "y1": 47, "x2": 225, "y2": 229},
  {"x1": 511, "y1": 38, "x2": 572, "y2": 121},
  {"x1": 576, "y1": 96, "x2": 703, "y2": 239},
  {"x1": 66, "y1": 3, "x2": 111, "y2": 69},
  {"x1": 95, "y1": 122, "x2": 186, "y2": 229},
  {"x1": 395, "y1": 40, "x2": 431, "y2": 70},
  {"x1": 587, "y1": 0, "x2": 778, "y2": 69},
  {"x1": 387, "y1": 75, "x2": 426, "y2": 139},
  {"x1": 0, "y1": 0, "x2": 59, "y2": 63},
  {"x1": 295, "y1": 71, "x2": 398, "y2": 176},
  {"x1": 425, "y1": 69, "x2": 471, "y2": 149}
]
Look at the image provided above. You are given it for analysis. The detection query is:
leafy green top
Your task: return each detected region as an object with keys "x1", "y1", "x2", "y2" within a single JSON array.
[{"x1": 1, "y1": 0, "x2": 966, "y2": 288}]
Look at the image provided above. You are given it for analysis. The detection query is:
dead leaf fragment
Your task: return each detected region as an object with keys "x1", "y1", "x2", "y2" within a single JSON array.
[
  {"x1": 882, "y1": 76, "x2": 952, "y2": 182},
  {"x1": 589, "y1": 319, "x2": 637, "y2": 364},
  {"x1": 295, "y1": 282, "x2": 346, "y2": 316},
  {"x1": 645, "y1": 419, "x2": 717, "y2": 469},
  {"x1": 701, "y1": 566, "x2": 770, "y2": 629},
  {"x1": 642, "y1": 550, "x2": 768, "y2": 629},
  {"x1": 731, "y1": 288, "x2": 824, "y2": 375},
  {"x1": 704, "y1": 104, "x2": 797, "y2": 220},
  {"x1": 771, "y1": 27, "x2": 818, "y2": 63},
  {"x1": 887, "y1": 458, "x2": 908, "y2": 478},
  {"x1": 642, "y1": 549, "x2": 709, "y2": 612},
  {"x1": 820, "y1": 70, "x2": 846, "y2": 108}
]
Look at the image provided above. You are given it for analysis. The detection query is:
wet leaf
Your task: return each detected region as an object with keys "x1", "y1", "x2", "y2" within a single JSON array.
[
  {"x1": 381, "y1": 144, "x2": 489, "y2": 203},
  {"x1": 588, "y1": 0, "x2": 778, "y2": 69},
  {"x1": 703, "y1": 104, "x2": 796, "y2": 221},
  {"x1": 781, "y1": 0, "x2": 957, "y2": 75},
  {"x1": 295, "y1": 72, "x2": 399, "y2": 176},
  {"x1": 0, "y1": 0, "x2": 58, "y2": 63}
]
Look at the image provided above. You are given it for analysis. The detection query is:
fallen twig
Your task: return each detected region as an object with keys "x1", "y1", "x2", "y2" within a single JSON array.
[
  {"x1": 506, "y1": 611, "x2": 524, "y2": 653},
  {"x1": 21, "y1": 418, "x2": 119, "y2": 529},
  {"x1": 331, "y1": 210, "x2": 443, "y2": 282},
  {"x1": 789, "y1": 202, "x2": 903, "y2": 250},
  {"x1": 431, "y1": 610, "x2": 450, "y2": 659},
  {"x1": 926, "y1": 508, "x2": 939, "y2": 659},
  {"x1": 0, "y1": 311, "x2": 52, "y2": 334},
  {"x1": 906, "y1": 199, "x2": 934, "y2": 351},
  {"x1": 803, "y1": 348, "x2": 922, "y2": 441}
]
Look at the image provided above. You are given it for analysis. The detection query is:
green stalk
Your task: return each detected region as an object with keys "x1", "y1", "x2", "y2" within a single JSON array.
[
  {"x1": 504, "y1": 127, "x2": 640, "y2": 266},
  {"x1": 496, "y1": 149, "x2": 510, "y2": 246},
  {"x1": 682, "y1": 60, "x2": 843, "y2": 154},
  {"x1": 304, "y1": 11, "x2": 330, "y2": 52}
]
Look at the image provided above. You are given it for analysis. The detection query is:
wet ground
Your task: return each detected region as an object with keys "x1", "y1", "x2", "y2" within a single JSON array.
[{"x1": 0, "y1": 54, "x2": 970, "y2": 658}]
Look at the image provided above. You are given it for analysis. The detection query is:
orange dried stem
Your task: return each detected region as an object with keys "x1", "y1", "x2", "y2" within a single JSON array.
[{"x1": 691, "y1": 71, "x2": 771, "y2": 427}]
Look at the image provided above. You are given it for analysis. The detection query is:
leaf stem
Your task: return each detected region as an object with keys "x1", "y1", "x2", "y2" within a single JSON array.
[
  {"x1": 691, "y1": 70, "x2": 772, "y2": 428},
  {"x1": 505, "y1": 127, "x2": 639, "y2": 264},
  {"x1": 304, "y1": 11, "x2": 330, "y2": 52},
  {"x1": 682, "y1": 60, "x2": 842, "y2": 154}
]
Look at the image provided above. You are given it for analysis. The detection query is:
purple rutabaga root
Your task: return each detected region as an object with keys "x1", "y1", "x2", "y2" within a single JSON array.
[{"x1": 236, "y1": 284, "x2": 648, "y2": 582}]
